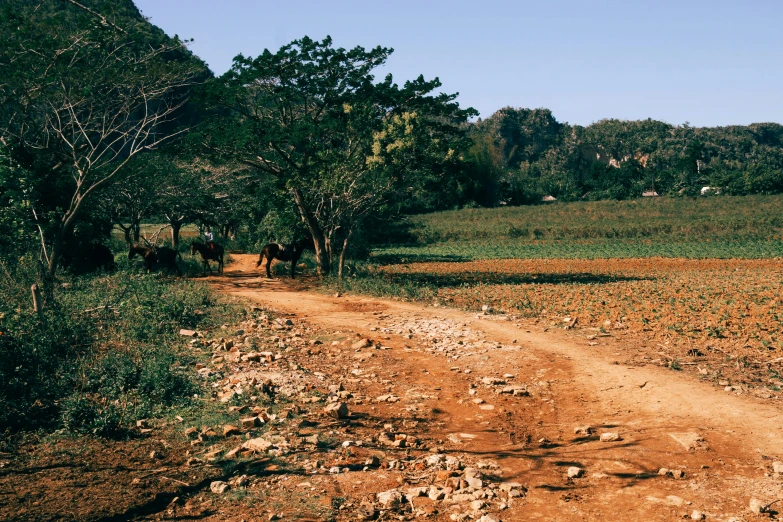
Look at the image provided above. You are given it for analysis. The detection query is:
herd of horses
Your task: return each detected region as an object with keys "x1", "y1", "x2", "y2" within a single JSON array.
[{"x1": 121, "y1": 236, "x2": 313, "y2": 278}]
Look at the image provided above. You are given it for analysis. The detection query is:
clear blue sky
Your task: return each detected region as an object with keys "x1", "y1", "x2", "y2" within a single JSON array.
[{"x1": 134, "y1": 0, "x2": 781, "y2": 127}]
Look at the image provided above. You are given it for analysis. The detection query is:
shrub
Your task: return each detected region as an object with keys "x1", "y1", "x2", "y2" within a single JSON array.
[{"x1": 0, "y1": 259, "x2": 241, "y2": 435}]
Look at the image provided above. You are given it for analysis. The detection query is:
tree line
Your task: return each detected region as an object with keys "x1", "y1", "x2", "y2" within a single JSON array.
[
  {"x1": 467, "y1": 108, "x2": 783, "y2": 205},
  {"x1": 2, "y1": 0, "x2": 782, "y2": 287}
]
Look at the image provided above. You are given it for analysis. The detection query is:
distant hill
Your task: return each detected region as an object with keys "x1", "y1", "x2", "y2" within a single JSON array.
[{"x1": 466, "y1": 108, "x2": 783, "y2": 206}]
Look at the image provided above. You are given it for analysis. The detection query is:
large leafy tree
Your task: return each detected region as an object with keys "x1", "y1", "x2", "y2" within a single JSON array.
[
  {"x1": 200, "y1": 36, "x2": 475, "y2": 275},
  {"x1": 0, "y1": 0, "x2": 205, "y2": 278}
]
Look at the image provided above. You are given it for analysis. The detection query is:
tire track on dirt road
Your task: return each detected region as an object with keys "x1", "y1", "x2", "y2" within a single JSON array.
[{"x1": 208, "y1": 256, "x2": 783, "y2": 520}]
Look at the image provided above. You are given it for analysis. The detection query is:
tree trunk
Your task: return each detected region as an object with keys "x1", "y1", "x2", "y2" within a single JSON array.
[
  {"x1": 337, "y1": 229, "x2": 353, "y2": 279},
  {"x1": 132, "y1": 221, "x2": 141, "y2": 243},
  {"x1": 47, "y1": 227, "x2": 64, "y2": 279},
  {"x1": 291, "y1": 187, "x2": 330, "y2": 276},
  {"x1": 118, "y1": 224, "x2": 133, "y2": 245},
  {"x1": 170, "y1": 221, "x2": 182, "y2": 250}
]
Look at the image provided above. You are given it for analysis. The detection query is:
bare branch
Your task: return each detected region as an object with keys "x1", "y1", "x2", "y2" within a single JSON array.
[{"x1": 59, "y1": 0, "x2": 127, "y2": 34}]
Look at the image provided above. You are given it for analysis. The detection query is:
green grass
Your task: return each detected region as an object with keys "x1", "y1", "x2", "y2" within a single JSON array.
[
  {"x1": 0, "y1": 259, "x2": 244, "y2": 435},
  {"x1": 375, "y1": 195, "x2": 783, "y2": 261},
  {"x1": 375, "y1": 238, "x2": 783, "y2": 261}
]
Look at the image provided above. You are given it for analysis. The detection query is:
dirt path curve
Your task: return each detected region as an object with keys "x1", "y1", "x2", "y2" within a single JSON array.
[{"x1": 209, "y1": 255, "x2": 783, "y2": 520}]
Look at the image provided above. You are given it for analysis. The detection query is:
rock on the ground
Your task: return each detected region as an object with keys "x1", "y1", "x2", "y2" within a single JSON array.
[
  {"x1": 691, "y1": 510, "x2": 705, "y2": 520},
  {"x1": 600, "y1": 432, "x2": 621, "y2": 442},
  {"x1": 223, "y1": 424, "x2": 241, "y2": 437},
  {"x1": 324, "y1": 401, "x2": 349, "y2": 419},
  {"x1": 772, "y1": 461, "x2": 783, "y2": 473},
  {"x1": 243, "y1": 437, "x2": 275, "y2": 453},
  {"x1": 567, "y1": 466, "x2": 584, "y2": 478},
  {"x1": 376, "y1": 489, "x2": 402, "y2": 508},
  {"x1": 479, "y1": 515, "x2": 502, "y2": 522},
  {"x1": 351, "y1": 338, "x2": 372, "y2": 350},
  {"x1": 749, "y1": 498, "x2": 768, "y2": 514},
  {"x1": 357, "y1": 501, "x2": 376, "y2": 520},
  {"x1": 574, "y1": 426, "x2": 593, "y2": 435},
  {"x1": 210, "y1": 481, "x2": 230, "y2": 494}
]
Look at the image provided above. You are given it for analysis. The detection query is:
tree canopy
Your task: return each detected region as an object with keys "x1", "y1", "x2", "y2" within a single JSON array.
[{"x1": 198, "y1": 36, "x2": 476, "y2": 275}]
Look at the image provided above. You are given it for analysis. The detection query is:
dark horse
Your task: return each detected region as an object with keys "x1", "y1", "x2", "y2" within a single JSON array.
[
  {"x1": 62, "y1": 243, "x2": 116, "y2": 274},
  {"x1": 257, "y1": 237, "x2": 313, "y2": 279},
  {"x1": 190, "y1": 241, "x2": 224, "y2": 274},
  {"x1": 129, "y1": 244, "x2": 181, "y2": 274}
]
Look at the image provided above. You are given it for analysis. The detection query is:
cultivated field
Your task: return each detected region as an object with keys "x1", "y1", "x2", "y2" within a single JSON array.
[
  {"x1": 380, "y1": 194, "x2": 783, "y2": 259},
  {"x1": 349, "y1": 196, "x2": 783, "y2": 397}
]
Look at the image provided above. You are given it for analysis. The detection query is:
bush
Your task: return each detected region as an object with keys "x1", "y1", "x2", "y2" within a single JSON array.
[{"x1": 0, "y1": 258, "x2": 242, "y2": 435}]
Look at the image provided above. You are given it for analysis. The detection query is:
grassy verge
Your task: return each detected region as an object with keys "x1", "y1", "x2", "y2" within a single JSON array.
[{"x1": 0, "y1": 260, "x2": 243, "y2": 436}]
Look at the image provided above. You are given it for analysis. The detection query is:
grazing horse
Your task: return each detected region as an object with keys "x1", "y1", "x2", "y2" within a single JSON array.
[
  {"x1": 129, "y1": 244, "x2": 181, "y2": 274},
  {"x1": 62, "y1": 243, "x2": 116, "y2": 274},
  {"x1": 257, "y1": 237, "x2": 313, "y2": 279},
  {"x1": 190, "y1": 241, "x2": 224, "y2": 274}
]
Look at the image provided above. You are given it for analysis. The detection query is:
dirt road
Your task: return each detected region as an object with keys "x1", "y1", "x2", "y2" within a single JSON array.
[{"x1": 202, "y1": 255, "x2": 783, "y2": 520}]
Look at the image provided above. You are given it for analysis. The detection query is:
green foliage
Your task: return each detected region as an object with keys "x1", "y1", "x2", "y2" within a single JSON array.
[
  {"x1": 0, "y1": 0, "x2": 206, "y2": 277},
  {"x1": 374, "y1": 195, "x2": 783, "y2": 260},
  {"x1": 199, "y1": 35, "x2": 476, "y2": 274},
  {"x1": 464, "y1": 110, "x2": 783, "y2": 206},
  {"x1": 0, "y1": 260, "x2": 242, "y2": 434}
]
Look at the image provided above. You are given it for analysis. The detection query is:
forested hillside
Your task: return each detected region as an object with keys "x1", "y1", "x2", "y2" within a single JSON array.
[{"x1": 465, "y1": 108, "x2": 783, "y2": 205}]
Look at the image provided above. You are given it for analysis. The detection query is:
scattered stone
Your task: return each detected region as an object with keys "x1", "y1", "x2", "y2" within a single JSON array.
[
  {"x1": 351, "y1": 338, "x2": 372, "y2": 350},
  {"x1": 179, "y1": 329, "x2": 197, "y2": 337},
  {"x1": 666, "y1": 495, "x2": 685, "y2": 507},
  {"x1": 240, "y1": 416, "x2": 261, "y2": 429},
  {"x1": 670, "y1": 469, "x2": 685, "y2": 479},
  {"x1": 691, "y1": 510, "x2": 705, "y2": 520},
  {"x1": 243, "y1": 437, "x2": 275, "y2": 453},
  {"x1": 357, "y1": 501, "x2": 376, "y2": 520},
  {"x1": 567, "y1": 466, "x2": 584, "y2": 478},
  {"x1": 224, "y1": 445, "x2": 243, "y2": 459},
  {"x1": 574, "y1": 426, "x2": 593, "y2": 436},
  {"x1": 481, "y1": 377, "x2": 505, "y2": 386},
  {"x1": 749, "y1": 498, "x2": 770, "y2": 514},
  {"x1": 669, "y1": 432, "x2": 706, "y2": 451},
  {"x1": 499, "y1": 385, "x2": 528, "y2": 396},
  {"x1": 470, "y1": 499, "x2": 487, "y2": 511},
  {"x1": 364, "y1": 456, "x2": 380, "y2": 467},
  {"x1": 324, "y1": 402, "x2": 349, "y2": 419},
  {"x1": 466, "y1": 476, "x2": 483, "y2": 488},
  {"x1": 149, "y1": 450, "x2": 162, "y2": 460},
  {"x1": 772, "y1": 461, "x2": 783, "y2": 474},
  {"x1": 479, "y1": 515, "x2": 502, "y2": 522},
  {"x1": 210, "y1": 481, "x2": 230, "y2": 494},
  {"x1": 222, "y1": 424, "x2": 241, "y2": 437},
  {"x1": 481, "y1": 305, "x2": 493, "y2": 314},
  {"x1": 600, "y1": 432, "x2": 621, "y2": 442},
  {"x1": 499, "y1": 481, "x2": 524, "y2": 492},
  {"x1": 376, "y1": 489, "x2": 402, "y2": 508}
]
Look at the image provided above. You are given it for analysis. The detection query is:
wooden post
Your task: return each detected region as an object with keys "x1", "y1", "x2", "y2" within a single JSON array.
[{"x1": 31, "y1": 284, "x2": 43, "y2": 316}]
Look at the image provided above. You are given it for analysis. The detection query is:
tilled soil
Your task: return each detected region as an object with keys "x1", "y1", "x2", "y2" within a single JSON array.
[{"x1": 3, "y1": 255, "x2": 783, "y2": 521}]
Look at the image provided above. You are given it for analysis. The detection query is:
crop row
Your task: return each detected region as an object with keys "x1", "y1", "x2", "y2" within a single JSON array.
[{"x1": 378, "y1": 258, "x2": 783, "y2": 361}]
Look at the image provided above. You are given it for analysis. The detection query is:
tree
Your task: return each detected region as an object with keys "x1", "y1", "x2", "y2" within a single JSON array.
[
  {"x1": 200, "y1": 36, "x2": 475, "y2": 276},
  {"x1": 0, "y1": 1, "x2": 204, "y2": 278},
  {"x1": 99, "y1": 155, "x2": 160, "y2": 245}
]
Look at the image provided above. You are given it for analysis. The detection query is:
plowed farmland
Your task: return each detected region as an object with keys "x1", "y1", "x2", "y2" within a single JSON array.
[{"x1": 377, "y1": 258, "x2": 783, "y2": 396}]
